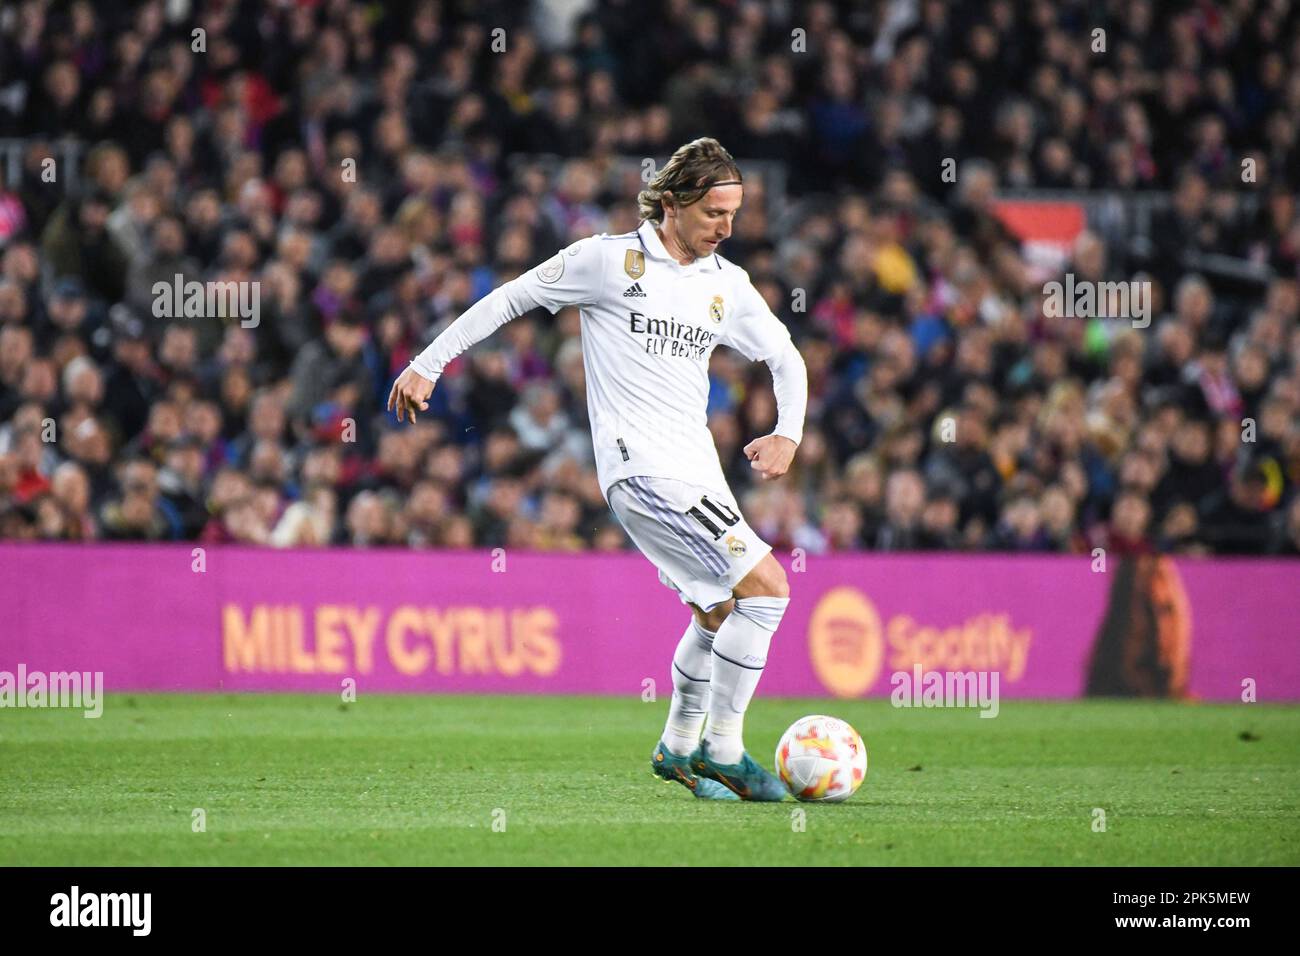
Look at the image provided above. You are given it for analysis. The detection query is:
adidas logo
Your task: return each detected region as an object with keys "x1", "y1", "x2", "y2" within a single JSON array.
[{"x1": 623, "y1": 283, "x2": 647, "y2": 297}]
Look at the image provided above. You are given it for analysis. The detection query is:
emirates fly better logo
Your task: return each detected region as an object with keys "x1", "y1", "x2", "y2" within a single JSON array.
[{"x1": 628, "y1": 310, "x2": 717, "y2": 361}]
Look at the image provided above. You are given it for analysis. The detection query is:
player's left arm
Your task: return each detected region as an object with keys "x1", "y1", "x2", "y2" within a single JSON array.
[
  {"x1": 390, "y1": 238, "x2": 604, "y2": 422},
  {"x1": 720, "y1": 276, "x2": 808, "y2": 481}
]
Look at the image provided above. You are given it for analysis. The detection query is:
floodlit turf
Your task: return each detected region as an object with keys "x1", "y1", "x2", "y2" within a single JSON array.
[{"x1": 1, "y1": 694, "x2": 1297, "y2": 866}]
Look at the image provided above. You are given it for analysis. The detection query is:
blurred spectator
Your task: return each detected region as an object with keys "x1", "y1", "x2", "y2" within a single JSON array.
[{"x1": 0, "y1": 0, "x2": 1296, "y2": 558}]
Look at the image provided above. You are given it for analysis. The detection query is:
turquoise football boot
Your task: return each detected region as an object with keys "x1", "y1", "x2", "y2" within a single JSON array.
[
  {"x1": 651, "y1": 741, "x2": 739, "y2": 800},
  {"x1": 689, "y1": 740, "x2": 789, "y2": 802}
]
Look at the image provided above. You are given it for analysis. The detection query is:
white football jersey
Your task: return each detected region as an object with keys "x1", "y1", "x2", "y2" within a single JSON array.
[{"x1": 409, "y1": 219, "x2": 806, "y2": 499}]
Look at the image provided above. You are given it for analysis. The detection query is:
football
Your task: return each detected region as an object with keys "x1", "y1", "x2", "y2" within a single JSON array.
[{"x1": 776, "y1": 715, "x2": 868, "y2": 802}]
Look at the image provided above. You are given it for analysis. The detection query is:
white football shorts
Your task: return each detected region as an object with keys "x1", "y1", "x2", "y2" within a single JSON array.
[{"x1": 606, "y1": 475, "x2": 771, "y2": 612}]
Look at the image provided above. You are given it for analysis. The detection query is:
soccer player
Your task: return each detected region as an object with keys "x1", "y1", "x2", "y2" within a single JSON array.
[{"x1": 389, "y1": 138, "x2": 806, "y2": 801}]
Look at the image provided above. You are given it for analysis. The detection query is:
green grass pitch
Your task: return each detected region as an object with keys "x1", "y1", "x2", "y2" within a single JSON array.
[{"x1": 2, "y1": 694, "x2": 1297, "y2": 866}]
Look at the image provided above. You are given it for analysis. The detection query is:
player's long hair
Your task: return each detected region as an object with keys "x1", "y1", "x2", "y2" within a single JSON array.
[{"x1": 637, "y1": 138, "x2": 742, "y2": 223}]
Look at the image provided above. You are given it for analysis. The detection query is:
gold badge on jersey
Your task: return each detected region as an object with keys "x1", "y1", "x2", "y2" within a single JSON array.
[
  {"x1": 624, "y1": 250, "x2": 645, "y2": 279},
  {"x1": 709, "y1": 295, "x2": 724, "y2": 323},
  {"x1": 725, "y1": 534, "x2": 747, "y2": 557}
]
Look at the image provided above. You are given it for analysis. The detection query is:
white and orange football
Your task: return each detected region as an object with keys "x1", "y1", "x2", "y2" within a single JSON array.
[{"x1": 775, "y1": 715, "x2": 868, "y2": 802}]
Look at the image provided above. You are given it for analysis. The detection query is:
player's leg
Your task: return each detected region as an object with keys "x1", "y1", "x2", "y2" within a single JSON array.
[
  {"x1": 707, "y1": 556, "x2": 785, "y2": 759},
  {"x1": 649, "y1": 596, "x2": 741, "y2": 799},
  {"x1": 625, "y1": 474, "x2": 790, "y2": 801},
  {"x1": 692, "y1": 599, "x2": 733, "y2": 631},
  {"x1": 704, "y1": 554, "x2": 787, "y2": 759},
  {"x1": 606, "y1": 478, "x2": 738, "y2": 800},
  {"x1": 689, "y1": 554, "x2": 791, "y2": 801},
  {"x1": 659, "y1": 599, "x2": 733, "y2": 757}
]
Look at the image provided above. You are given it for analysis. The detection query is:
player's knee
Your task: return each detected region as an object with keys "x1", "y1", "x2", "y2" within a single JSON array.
[
  {"x1": 737, "y1": 555, "x2": 789, "y2": 600},
  {"x1": 694, "y1": 600, "x2": 733, "y2": 632},
  {"x1": 705, "y1": 607, "x2": 732, "y2": 631},
  {"x1": 766, "y1": 562, "x2": 790, "y2": 599}
]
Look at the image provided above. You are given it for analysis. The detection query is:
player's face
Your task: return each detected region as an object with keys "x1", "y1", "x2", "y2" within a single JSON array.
[{"x1": 679, "y1": 184, "x2": 742, "y2": 259}]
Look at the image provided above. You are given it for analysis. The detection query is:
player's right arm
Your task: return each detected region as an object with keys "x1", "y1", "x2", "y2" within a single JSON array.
[
  {"x1": 717, "y1": 272, "x2": 808, "y2": 478},
  {"x1": 388, "y1": 238, "x2": 605, "y2": 423}
]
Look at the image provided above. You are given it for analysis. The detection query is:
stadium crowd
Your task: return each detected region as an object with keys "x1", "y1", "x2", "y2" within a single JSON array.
[{"x1": 1, "y1": 0, "x2": 1299, "y2": 556}]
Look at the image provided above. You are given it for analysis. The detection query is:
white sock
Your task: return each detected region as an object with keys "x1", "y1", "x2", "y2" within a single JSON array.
[
  {"x1": 661, "y1": 617, "x2": 716, "y2": 756},
  {"x1": 704, "y1": 595, "x2": 789, "y2": 764}
]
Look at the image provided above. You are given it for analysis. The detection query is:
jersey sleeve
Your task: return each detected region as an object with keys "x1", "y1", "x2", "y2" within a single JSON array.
[
  {"x1": 510, "y1": 236, "x2": 606, "y2": 315},
  {"x1": 719, "y1": 270, "x2": 808, "y2": 445},
  {"x1": 718, "y1": 271, "x2": 795, "y2": 361},
  {"x1": 407, "y1": 237, "x2": 604, "y2": 381}
]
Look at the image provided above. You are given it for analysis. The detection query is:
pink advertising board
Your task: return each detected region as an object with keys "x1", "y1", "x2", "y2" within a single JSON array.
[{"x1": 0, "y1": 543, "x2": 1296, "y2": 700}]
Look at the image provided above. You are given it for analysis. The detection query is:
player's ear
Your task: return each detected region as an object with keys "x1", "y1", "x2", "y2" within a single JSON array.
[{"x1": 662, "y1": 191, "x2": 675, "y2": 217}]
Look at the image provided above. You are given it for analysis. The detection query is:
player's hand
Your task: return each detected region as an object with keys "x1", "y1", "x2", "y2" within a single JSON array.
[
  {"x1": 743, "y1": 434, "x2": 797, "y2": 480},
  {"x1": 387, "y1": 367, "x2": 436, "y2": 423}
]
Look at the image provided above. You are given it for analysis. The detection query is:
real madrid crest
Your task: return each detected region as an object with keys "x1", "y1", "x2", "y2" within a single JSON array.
[
  {"x1": 709, "y1": 295, "x2": 724, "y2": 323},
  {"x1": 624, "y1": 249, "x2": 645, "y2": 279},
  {"x1": 724, "y1": 534, "x2": 747, "y2": 557}
]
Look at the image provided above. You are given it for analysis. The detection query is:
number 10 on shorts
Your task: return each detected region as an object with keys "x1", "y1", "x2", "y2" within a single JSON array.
[{"x1": 686, "y1": 495, "x2": 740, "y2": 540}]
